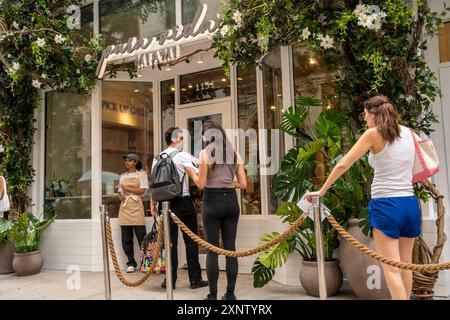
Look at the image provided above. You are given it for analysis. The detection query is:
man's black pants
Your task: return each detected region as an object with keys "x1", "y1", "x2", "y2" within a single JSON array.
[{"x1": 164, "y1": 196, "x2": 202, "y2": 284}]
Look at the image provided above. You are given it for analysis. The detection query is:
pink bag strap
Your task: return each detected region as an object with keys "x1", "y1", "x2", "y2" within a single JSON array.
[{"x1": 409, "y1": 128, "x2": 419, "y2": 147}]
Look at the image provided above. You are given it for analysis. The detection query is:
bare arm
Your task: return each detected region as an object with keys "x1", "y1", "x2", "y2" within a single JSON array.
[
  {"x1": 0, "y1": 177, "x2": 4, "y2": 200},
  {"x1": 234, "y1": 164, "x2": 247, "y2": 189},
  {"x1": 194, "y1": 150, "x2": 209, "y2": 190},
  {"x1": 115, "y1": 184, "x2": 146, "y2": 196},
  {"x1": 305, "y1": 129, "x2": 375, "y2": 201},
  {"x1": 122, "y1": 186, "x2": 146, "y2": 195}
]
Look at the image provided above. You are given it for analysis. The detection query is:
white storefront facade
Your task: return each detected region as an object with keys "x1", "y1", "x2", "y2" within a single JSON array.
[{"x1": 30, "y1": 0, "x2": 450, "y2": 296}]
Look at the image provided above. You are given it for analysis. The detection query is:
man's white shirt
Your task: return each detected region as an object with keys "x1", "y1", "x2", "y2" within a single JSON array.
[{"x1": 152, "y1": 147, "x2": 199, "y2": 197}]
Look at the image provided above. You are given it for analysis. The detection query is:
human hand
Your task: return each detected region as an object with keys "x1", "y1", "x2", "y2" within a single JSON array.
[
  {"x1": 304, "y1": 191, "x2": 324, "y2": 203},
  {"x1": 115, "y1": 184, "x2": 124, "y2": 189}
]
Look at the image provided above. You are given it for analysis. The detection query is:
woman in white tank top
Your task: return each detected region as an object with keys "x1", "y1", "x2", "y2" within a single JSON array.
[{"x1": 305, "y1": 95, "x2": 420, "y2": 300}]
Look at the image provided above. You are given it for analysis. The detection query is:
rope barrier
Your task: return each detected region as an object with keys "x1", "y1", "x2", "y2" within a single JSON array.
[
  {"x1": 103, "y1": 200, "x2": 450, "y2": 289},
  {"x1": 326, "y1": 213, "x2": 450, "y2": 272},
  {"x1": 104, "y1": 217, "x2": 165, "y2": 287},
  {"x1": 170, "y1": 210, "x2": 308, "y2": 257}
]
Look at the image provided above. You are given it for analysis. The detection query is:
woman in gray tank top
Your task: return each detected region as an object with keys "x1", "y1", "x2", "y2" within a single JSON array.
[
  {"x1": 305, "y1": 95, "x2": 421, "y2": 300},
  {"x1": 186, "y1": 121, "x2": 247, "y2": 300}
]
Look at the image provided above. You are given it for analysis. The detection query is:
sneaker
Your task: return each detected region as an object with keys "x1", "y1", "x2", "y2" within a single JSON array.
[
  {"x1": 203, "y1": 293, "x2": 217, "y2": 300},
  {"x1": 221, "y1": 292, "x2": 237, "y2": 300},
  {"x1": 126, "y1": 266, "x2": 135, "y2": 273},
  {"x1": 161, "y1": 279, "x2": 176, "y2": 289},
  {"x1": 190, "y1": 279, "x2": 209, "y2": 289}
]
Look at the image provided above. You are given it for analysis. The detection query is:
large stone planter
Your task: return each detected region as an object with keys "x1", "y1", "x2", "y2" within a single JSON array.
[
  {"x1": 0, "y1": 241, "x2": 15, "y2": 274},
  {"x1": 12, "y1": 250, "x2": 43, "y2": 276},
  {"x1": 340, "y1": 218, "x2": 390, "y2": 299},
  {"x1": 300, "y1": 260, "x2": 343, "y2": 297}
]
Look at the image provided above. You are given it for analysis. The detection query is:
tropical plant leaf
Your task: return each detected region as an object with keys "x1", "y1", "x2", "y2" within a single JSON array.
[
  {"x1": 297, "y1": 139, "x2": 325, "y2": 165},
  {"x1": 274, "y1": 146, "x2": 315, "y2": 202},
  {"x1": 258, "y1": 232, "x2": 293, "y2": 269},
  {"x1": 279, "y1": 106, "x2": 308, "y2": 135},
  {"x1": 295, "y1": 96, "x2": 322, "y2": 109},
  {"x1": 276, "y1": 202, "x2": 302, "y2": 224},
  {"x1": 251, "y1": 258, "x2": 276, "y2": 288}
]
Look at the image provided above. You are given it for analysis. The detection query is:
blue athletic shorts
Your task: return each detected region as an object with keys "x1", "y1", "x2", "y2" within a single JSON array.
[{"x1": 368, "y1": 196, "x2": 421, "y2": 239}]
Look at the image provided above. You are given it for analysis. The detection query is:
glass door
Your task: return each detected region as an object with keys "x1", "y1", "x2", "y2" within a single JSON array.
[{"x1": 176, "y1": 100, "x2": 233, "y2": 267}]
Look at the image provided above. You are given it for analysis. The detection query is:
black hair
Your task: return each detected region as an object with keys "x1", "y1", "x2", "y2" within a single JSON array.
[
  {"x1": 202, "y1": 121, "x2": 237, "y2": 170},
  {"x1": 136, "y1": 160, "x2": 143, "y2": 171},
  {"x1": 165, "y1": 127, "x2": 181, "y2": 146}
]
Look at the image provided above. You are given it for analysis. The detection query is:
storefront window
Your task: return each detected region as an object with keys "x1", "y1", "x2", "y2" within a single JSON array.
[
  {"x1": 439, "y1": 22, "x2": 450, "y2": 63},
  {"x1": 182, "y1": 0, "x2": 220, "y2": 24},
  {"x1": 100, "y1": 0, "x2": 176, "y2": 44},
  {"x1": 292, "y1": 44, "x2": 339, "y2": 184},
  {"x1": 101, "y1": 81, "x2": 154, "y2": 217},
  {"x1": 293, "y1": 45, "x2": 337, "y2": 128},
  {"x1": 180, "y1": 68, "x2": 230, "y2": 104},
  {"x1": 262, "y1": 49, "x2": 284, "y2": 214},
  {"x1": 45, "y1": 91, "x2": 92, "y2": 219},
  {"x1": 161, "y1": 79, "x2": 175, "y2": 150},
  {"x1": 79, "y1": 4, "x2": 94, "y2": 38},
  {"x1": 237, "y1": 66, "x2": 261, "y2": 215}
]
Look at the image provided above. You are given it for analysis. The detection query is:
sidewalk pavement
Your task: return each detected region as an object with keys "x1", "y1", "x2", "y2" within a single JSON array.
[{"x1": 0, "y1": 268, "x2": 358, "y2": 300}]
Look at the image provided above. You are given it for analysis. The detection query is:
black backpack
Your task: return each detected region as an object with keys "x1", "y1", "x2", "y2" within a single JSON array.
[{"x1": 149, "y1": 150, "x2": 184, "y2": 202}]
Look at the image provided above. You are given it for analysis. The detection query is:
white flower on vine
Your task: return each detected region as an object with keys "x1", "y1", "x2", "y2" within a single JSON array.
[
  {"x1": 41, "y1": 74, "x2": 47, "y2": 79},
  {"x1": 320, "y1": 35, "x2": 334, "y2": 49},
  {"x1": 316, "y1": 33, "x2": 324, "y2": 41},
  {"x1": 54, "y1": 34, "x2": 66, "y2": 44},
  {"x1": 32, "y1": 79, "x2": 42, "y2": 88},
  {"x1": 257, "y1": 35, "x2": 268, "y2": 47},
  {"x1": 368, "y1": 13, "x2": 382, "y2": 30},
  {"x1": 8, "y1": 62, "x2": 20, "y2": 74},
  {"x1": 12, "y1": 21, "x2": 20, "y2": 29},
  {"x1": 84, "y1": 54, "x2": 93, "y2": 62},
  {"x1": 357, "y1": 13, "x2": 374, "y2": 28},
  {"x1": 220, "y1": 25, "x2": 230, "y2": 37},
  {"x1": 301, "y1": 28, "x2": 311, "y2": 40},
  {"x1": 76, "y1": 68, "x2": 80, "y2": 74},
  {"x1": 353, "y1": 4, "x2": 367, "y2": 17},
  {"x1": 380, "y1": 11, "x2": 387, "y2": 19},
  {"x1": 232, "y1": 10, "x2": 243, "y2": 26},
  {"x1": 36, "y1": 38, "x2": 46, "y2": 47}
]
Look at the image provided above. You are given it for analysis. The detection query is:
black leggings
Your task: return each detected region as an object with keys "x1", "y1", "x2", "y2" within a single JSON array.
[{"x1": 202, "y1": 188, "x2": 240, "y2": 295}]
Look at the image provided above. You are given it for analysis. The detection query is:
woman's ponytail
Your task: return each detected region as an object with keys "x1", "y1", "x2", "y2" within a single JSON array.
[{"x1": 364, "y1": 95, "x2": 400, "y2": 143}]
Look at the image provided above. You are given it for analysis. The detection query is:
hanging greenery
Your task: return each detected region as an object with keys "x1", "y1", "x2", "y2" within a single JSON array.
[
  {"x1": 213, "y1": 0, "x2": 449, "y2": 134},
  {"x1": 0, "y1": 0, "x2": 105, "y2": 214}
]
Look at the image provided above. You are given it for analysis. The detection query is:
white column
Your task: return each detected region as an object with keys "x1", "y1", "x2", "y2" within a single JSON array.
[
  {"x1": 91, "y1": 82, "x2": 102, "y2": 221},
  {"x1": 424, "y1": 0, "x2": 450, "y2": 297}
]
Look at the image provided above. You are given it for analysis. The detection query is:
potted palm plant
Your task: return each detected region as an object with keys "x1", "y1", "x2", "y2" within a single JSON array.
[
  {"x1": 252, "y1": 202, "x2": 343, "y2": 296},
  {"x1": 0, "y1": 217, "x2": 15, "y2": 274},
  {"x1": 7, "y1": 204, "x2": 56, "y2": 276},
  {"x1": 253, "y1": 96, "x2": 388, "y2": 298}
]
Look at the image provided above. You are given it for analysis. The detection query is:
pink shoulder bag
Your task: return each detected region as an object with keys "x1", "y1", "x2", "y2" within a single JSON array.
[{"x1": 409, "y1": 128, "x2": 440, "y2": 183}]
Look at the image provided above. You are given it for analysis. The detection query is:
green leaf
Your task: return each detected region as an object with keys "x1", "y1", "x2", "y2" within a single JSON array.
[
  {"x1": 297, "y1": 139, "x2": 325, "y2": 165},
  {"x1": 274, "y1": 146, "x2": 314, "y2": 202},
  {"x1": 295, "y1": 96, "x2": 322, "y2": 109},
  {"x1": 276, "y1": 202, "x2": 302, "y2": 224},
  {"x1": 251, "y1": 258, "x2": 276, "y2": 288},
  {"x1": 258, "y1": 232, "x2": 294, "y2": 269},
  {"x1": 279, "y1": 106, "x2": 307, "y2": 135}
]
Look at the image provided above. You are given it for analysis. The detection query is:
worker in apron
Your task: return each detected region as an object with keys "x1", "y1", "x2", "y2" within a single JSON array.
[{"x1": 116, "y1": 153, "x2": 148, "y2": 273}]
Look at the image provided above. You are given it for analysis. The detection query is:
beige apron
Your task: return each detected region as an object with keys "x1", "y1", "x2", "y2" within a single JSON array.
[{"x1": 118, "y1": 175, "x2": 145, "y2": 226}]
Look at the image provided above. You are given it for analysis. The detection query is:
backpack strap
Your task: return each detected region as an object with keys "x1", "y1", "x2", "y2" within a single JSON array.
[{"x1": 169, "y1": 150, "x2": 186, "y2": 196}]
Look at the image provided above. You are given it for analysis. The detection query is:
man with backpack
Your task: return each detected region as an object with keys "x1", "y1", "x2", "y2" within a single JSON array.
[{"x1": 150, "y1": 127, "x2": 208, "y2": 290}]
